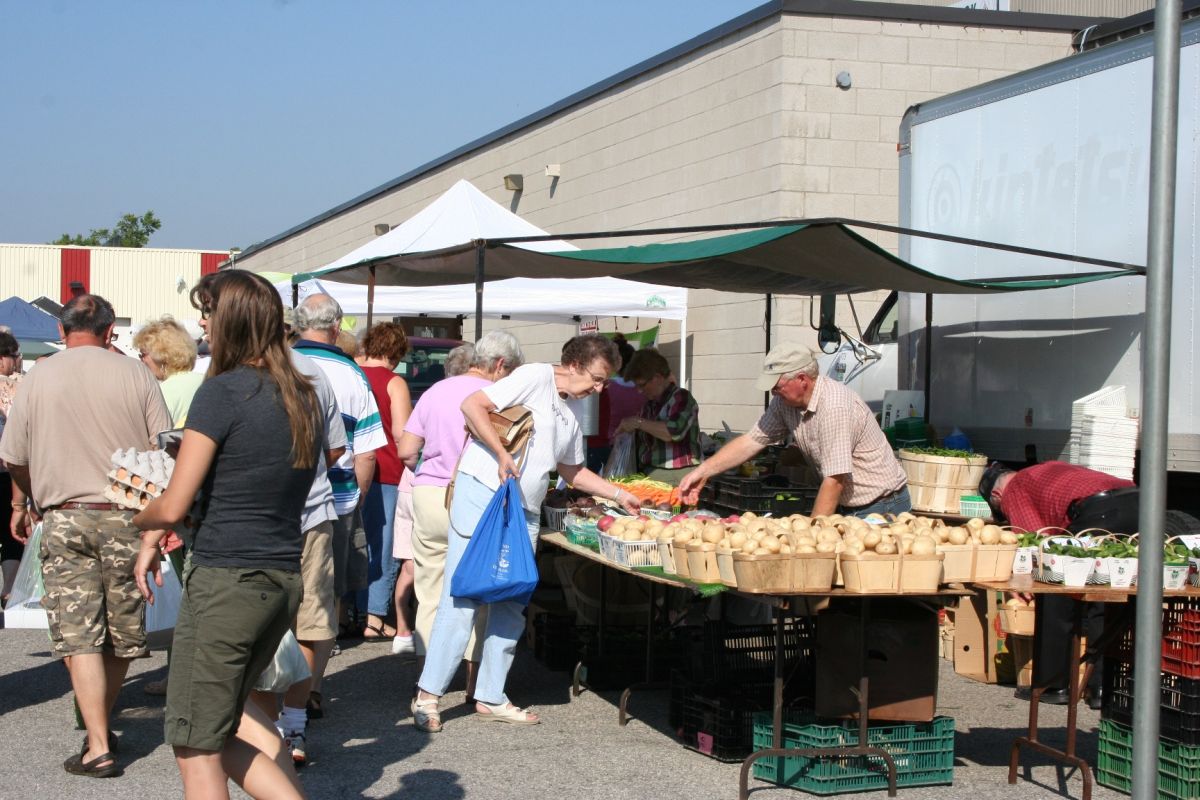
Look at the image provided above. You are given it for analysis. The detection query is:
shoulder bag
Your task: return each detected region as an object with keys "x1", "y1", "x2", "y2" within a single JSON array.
[{"x1": 445, "y1": 404, "x2": 534, "y2": 510}]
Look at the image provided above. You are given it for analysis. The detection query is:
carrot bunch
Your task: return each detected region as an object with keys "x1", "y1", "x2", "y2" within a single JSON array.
[{"x1": 615, "y1": 480, "x2": 685, "y2": 508}]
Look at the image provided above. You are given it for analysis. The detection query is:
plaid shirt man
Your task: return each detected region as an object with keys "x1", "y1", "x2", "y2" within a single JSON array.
[
  {"x1": 1000, "y1": 461, "x2": 1134, "y2": 532},
  {"x1": 636, "y1": 382, "x2": 702, "y2": 470},
  {"x1": 748, "y1": 375, "x2": 906, "y2": 507}
]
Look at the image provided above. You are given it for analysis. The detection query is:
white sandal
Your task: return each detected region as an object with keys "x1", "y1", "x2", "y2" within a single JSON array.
[
  {"x1": 411, "y1": 696, "x2": 443, "y2": 733},
  {"x1": 476, "y1": 701, "x2": 540, "y2": 725}
]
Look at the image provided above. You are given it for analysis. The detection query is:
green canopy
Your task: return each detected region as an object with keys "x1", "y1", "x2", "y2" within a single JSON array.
[{"x1": 293, "y1": 221, "x2": 1140, "y2": 295}]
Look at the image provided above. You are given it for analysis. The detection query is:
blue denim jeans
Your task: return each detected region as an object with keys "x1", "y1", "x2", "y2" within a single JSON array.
[
  {"x1": 359, "y1": 481, "x2": 401, "y2": 617},
  {"x1": 417, "y1": 474, "x2": 540, "y2": 706},
  {"x1": 841, "y1": 486, "x2": 913, "y2": 519}
]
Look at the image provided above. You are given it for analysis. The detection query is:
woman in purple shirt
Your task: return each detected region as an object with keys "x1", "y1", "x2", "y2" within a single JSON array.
[{"x1": 396, "y1": 331, "x2": 522, "y2": 695}]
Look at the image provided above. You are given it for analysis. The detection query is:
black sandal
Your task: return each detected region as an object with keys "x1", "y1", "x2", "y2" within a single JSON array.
[
  {"x1": 63, "y1": 751, "x2": 121, "y2": 778},
  {"x1": 307, "y1": 690, "x2": 324, "y2": 720},
  {"x1": 362, "y1": 622, "x2": 395, "y2": 642},
  {"x1": 80, "y1": 732, "x2": 120, "y2": 756}
]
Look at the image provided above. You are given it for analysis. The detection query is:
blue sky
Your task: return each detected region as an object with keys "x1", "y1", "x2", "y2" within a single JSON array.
[{"x1": 1, "y1": 1, "x2": 764, "y2": 251}]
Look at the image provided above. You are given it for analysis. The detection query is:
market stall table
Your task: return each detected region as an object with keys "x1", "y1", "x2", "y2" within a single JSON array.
[
  {"x1": 973, "y1": 576, "x2": 1200, "y2": 800},
  {"x1": 542, "y1": 531, "x2": 972, "y2": 799}
]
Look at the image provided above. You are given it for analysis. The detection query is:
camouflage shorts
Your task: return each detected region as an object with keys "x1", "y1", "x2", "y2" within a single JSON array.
[{"x1": 40, "y1": 509, "x2": 147, "y2": 659}]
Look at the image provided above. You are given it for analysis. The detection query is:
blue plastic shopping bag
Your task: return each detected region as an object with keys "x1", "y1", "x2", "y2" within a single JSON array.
[{"x1": 450, "y1": 478, "x2": 539, "y2": 605}]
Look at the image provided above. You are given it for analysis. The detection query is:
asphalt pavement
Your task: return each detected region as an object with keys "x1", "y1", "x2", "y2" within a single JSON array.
[{"x1": 0, "y1": 625, "x2": 1129, "y2": 800}]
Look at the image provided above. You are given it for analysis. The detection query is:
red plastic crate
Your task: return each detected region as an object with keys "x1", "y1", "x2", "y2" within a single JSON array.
[
  {"x1": 1110, "y1": 599, "x2": 1200, "y2": 680},
  {"x1": 1164, "y1": 602, "x2": 1200, "y2": 679}
]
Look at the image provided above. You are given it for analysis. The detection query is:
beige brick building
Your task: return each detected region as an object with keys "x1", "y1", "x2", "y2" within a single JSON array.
[{"x1": 236, "y1": 0, "x2": 1145, "y2": 433}]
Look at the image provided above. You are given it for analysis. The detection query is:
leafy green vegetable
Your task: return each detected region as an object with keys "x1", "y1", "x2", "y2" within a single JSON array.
[
  {"x1": 1165, "y1": 542, "x2": 1192, "y2": 565},
  {"x1": 1045, "y1": 541, "x2": 1093, "y2": 558},
  {"x1": 1096, "y1": 539, "x2": 1138, "y2": 559},
  {"x1": 901, "y1": 446, "x2": 983, "y2": 459}
]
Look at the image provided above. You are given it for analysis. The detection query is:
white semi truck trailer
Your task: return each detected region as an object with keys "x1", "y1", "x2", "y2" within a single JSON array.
[{"x1": 823, "y1": 13, "x2": 1200, "y2": 509}]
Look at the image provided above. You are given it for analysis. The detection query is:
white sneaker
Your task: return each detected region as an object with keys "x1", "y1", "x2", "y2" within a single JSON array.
[
  {"x1": 284, "y1": 730, "x2": 307, "y2": 767},
  {"x1": 392, "y1": 635, "x2": 416, "y2": 658}
]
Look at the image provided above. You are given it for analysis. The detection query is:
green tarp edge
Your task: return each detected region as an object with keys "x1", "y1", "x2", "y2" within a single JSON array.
[{"x1": 543, "y1": 222, "x2": 1136, "y2": 292}]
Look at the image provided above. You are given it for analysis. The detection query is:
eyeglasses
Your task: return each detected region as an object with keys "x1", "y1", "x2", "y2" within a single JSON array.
[
  {"x1": 771, "y1": 374, "x2": 806, "y2": 394},
  {"x1": 584, "y1": 368, "x2": 609, "y2": 388}
]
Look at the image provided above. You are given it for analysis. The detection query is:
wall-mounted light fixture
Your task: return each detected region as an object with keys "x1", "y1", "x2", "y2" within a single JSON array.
[
  {"x1": 374, "y1": 223, "x2": 391, "y2": 236},
  {"x1": 503, "y1": 174, "x2": 524, "y2": 191},
  {"x1": 545, "y1": 164, "x2": 561, "y2": 178},
  {"x1": 836, "y1": 71, "x2": 852, "y2": 90}
]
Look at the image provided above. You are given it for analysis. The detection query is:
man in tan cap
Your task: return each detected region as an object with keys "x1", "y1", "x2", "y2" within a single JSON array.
[{"x1": 679, "y1": 342, "x2": 908, "y2": 518}]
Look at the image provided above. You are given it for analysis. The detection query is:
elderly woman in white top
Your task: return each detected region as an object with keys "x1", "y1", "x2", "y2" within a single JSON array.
[{"x1": 411, "y1": 334, "x2": 640, "y2": 731}]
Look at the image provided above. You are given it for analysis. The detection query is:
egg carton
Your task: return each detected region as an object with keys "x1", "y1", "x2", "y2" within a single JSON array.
[
  {"x1": 106, "y1": 447, "x2": 175, "y2": 510},
  {"x1": 104, "y1": 482, "x2": 153, "y2": 511}
]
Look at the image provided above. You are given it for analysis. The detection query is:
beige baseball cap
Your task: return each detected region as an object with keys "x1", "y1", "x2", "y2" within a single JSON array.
[{"x1": 755, "y1": 343, "x2": 818, "y2": 391}]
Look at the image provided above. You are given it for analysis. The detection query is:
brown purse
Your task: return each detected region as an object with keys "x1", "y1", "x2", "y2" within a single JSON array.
[{"x1": 444, "y1": 404, "x2": 534, "y2": 510}]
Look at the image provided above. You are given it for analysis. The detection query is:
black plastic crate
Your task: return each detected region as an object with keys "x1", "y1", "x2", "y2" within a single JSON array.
[
  {"x1": 678, "y1": 618, "x2": 817, "y2": 699},
  {"x1": 714, "y1": 475, "x2": 763, "y2": 506},
  {"x1": 670, "y1": 671, "x2": 776, "y2": 762},
  {"x1": 531, "y1": 613, "x2": 580, "y2": 672},
  {"x1": 1103, "y1": 658, "x2": 1200, "y2": 746},
  {"x1": 706, "y1": 475, "x2": 817, "y2": 515},
  {"x1": 576, "y1": 624, "x2": 683, "y2": 690}
]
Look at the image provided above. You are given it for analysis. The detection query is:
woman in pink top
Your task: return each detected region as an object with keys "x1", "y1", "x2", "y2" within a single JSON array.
[{"x1": 397, "y1": 331, "x2": 522, "y2": 694}]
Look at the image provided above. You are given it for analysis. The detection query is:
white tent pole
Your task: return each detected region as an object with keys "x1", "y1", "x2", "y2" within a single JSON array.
[{"x1": 679, "y1": 313, "x2": 689, "y2": 390}]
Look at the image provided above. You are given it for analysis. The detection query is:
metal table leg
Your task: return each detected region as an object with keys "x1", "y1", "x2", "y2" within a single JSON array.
[
  {"x1": 573, "y1": 566, "x2": 609, "y2": 697},
  {"x1": 737, "y1": 599, "x2": 897, "y2": 800},
  {"x1": 1008, "y1": 596, "x2": 1094, "y2": 800},
  {"x1": 619, "y1": 582, "x2": 665, "y2": 726}
]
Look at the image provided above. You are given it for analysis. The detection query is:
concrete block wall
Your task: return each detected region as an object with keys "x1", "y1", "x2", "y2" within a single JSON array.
[{"x1": 241, "y1": 9, "x2": 1080, "y2": 435}]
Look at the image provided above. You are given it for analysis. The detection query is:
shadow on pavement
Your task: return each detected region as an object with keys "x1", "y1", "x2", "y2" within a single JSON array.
[
  {"x1": 956, "y1": 724, "x2": 1098, "y2": 768},
  {"x1": 290, "y1": 641, "x2": 575, "y2": 796},
  {"x1": 0, "y1": 654, "x2": 70, "y2": 715},
  {"x1": 382, "y1": 767, "x2": 466, "y2": 799}
]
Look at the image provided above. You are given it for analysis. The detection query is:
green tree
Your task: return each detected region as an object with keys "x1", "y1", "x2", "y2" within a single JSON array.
[{"x1": 52, "y1": 210, "x2": 162, "y2": 248}]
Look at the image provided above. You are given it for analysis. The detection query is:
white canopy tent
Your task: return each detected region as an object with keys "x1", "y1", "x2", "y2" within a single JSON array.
[
  {"x1": 273, "y1": 178, "x2": 690, "y2": 379},
  {"x1": 279, "y1": 275, "x2": 687, "y2": 323}
]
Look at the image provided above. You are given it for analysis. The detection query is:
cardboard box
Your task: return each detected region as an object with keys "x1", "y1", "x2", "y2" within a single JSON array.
[
  {"x1": 815, "y1": 601, "x2": 939, "y2": 722},
  {"x1": 954, "y1": 591, "x2": 1016, "y2": 684},
  {"x1": 1008, "y1": 634, "x2": 1034, "y2": 689}
]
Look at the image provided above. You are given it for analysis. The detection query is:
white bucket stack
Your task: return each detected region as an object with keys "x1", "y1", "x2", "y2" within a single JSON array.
[{"x1": 1069, "y1": 386, "x2": 1137, "y2": 481}]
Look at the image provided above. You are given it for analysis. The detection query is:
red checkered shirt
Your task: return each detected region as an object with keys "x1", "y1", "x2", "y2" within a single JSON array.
[{"x1": 1000, "y1": 461, "x2": 1135, "y2": 532}]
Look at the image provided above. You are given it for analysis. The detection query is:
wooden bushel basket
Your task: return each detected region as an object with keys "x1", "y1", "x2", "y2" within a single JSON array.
[
  {"x1": 672, "y1": 543, "x2": 692, "y2": 578},
  {"x1": 658, "y1": 540, "x2": 676, "y2": 574},
  {"x1": 732, "y1": 552, "x2": 792, "y2": 594},
  {"x1": 791, "y1": 552, "x2": 837, "y2": 591},
  {"x1": 840, "y1": 552, "x2": 945, "y2": 594},
  {"x1": 899, "y1": 449, "x2": 988, "y2": 515},
  {"x1": 974, "y1": 543, "x2": 1018, "y2": 582},
  {"x1": 686, "y1": 542, "x2": 721, "y2": 583},
  {"x1": 716, "y1": 549, "x2": 738, "y2": 587}
]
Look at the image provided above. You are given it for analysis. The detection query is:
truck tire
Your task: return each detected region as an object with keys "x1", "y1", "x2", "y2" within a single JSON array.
[{"x1": 1164, "y1": 510, "x2": 1200, "y2": 537}]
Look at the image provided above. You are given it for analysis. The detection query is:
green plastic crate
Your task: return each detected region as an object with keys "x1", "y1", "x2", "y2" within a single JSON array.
[
  {"x1": 750, "y1": 712, "x2": 955, "y2": 795},
  {"x1": 564, "y1": 520, "x2": 600, "y2": 551},
  {"x1": 1096, "y1": 719, "x2": 1200, "y2": 800}
]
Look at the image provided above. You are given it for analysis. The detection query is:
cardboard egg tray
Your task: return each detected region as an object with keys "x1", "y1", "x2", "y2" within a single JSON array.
[{"x1": 106, "y1": 448, "x2": 174, "y2": 511}]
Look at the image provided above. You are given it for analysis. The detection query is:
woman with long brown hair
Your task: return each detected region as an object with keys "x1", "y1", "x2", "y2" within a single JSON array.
[{"x1": 133, "y1": 270, "x2": 323, "y2": 799}]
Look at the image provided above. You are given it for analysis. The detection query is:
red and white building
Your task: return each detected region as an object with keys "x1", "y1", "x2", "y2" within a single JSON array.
[{"x1": 0, "y1": 244, "x2": 229, "y2": 325}]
